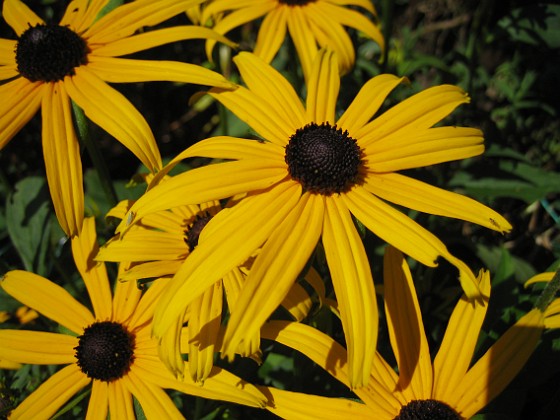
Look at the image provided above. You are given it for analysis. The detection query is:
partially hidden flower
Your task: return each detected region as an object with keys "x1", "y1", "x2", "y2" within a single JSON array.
[
  {"x1": 0, "y1": 217, "x2": 265, "y2": 419},
  {"x1": 116, "y1": 50, "x2": 510, "y2": 387},
  {"x1": 202, "y1": 0, "x2": 384, "y2": 80},
  {"x1": 259, "y1": 246, "x2": 546, "y2": 419},
  {"x1": 0, "y1": 0, "x2": 236, "y2": 236}
]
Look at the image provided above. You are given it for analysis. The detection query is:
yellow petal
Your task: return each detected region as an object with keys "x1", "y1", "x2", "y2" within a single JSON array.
[
  {"x1": 455, "y1": 309, "x2": 544, "y2": 418},
  {"x1": 383, "y1": 246, "x2": 432, "y2": 400},
  {"x1": 65, "y1": 67, "x2": 162, "y2": 172},
  {"x1": 60, "y1": 0, "x2": 108, "y2": 31},
  {"x1": 71, "y1": 217, "x2": 113, "y2": 320},
  {"x1": 323, "y1": 196, "x2": 378, "y2": 388},
  {"x1": 364, "y1": 172, "x2": 512, "y2": 233},
  {"x1": 0, "y1": 330, "x2": 76, "y2": 364},
  {"x1": 0, "y1": 38, "x2": 17, "y2": 65},
  {"x1": 287, "y1": 6, "x2": 319, "y2": 82},
  {"x1": 112, "y1": 270, "x2": 142, "y2": 323},
  {"x1": 525, "y1": 272, "x2": 555, "y2": 287},
  {"x1": 306, "y1": 49, "x2": 339, "y2": 124},
  {"x1": 0, "y1": 78, "x2": 43, "y2": 149},
  {"x1": 10, "y1": 364, "x2": 90, "y2": 419},
  {"x1": 87, "y1": 380, "x2": 109, "y2": 420},
  {"x1": 87, "y1": 56, "x2": 235, "y2": 89},
  {"x1": 108, "y1": 379, "x2": 134, "y2": 419},
  {"x1": 98, "y1": 230, "x2": 186, "y2": 261},
  {"x1": 128, "y1": 277, "x2": 171, "y2": 329},
  {"x1": 433, "y1": 270, "x2": 490, "y2": 404},
  {"x1": 222, "y1": 193, "x2": 323, "y2": 358},
  {"x1": 1, "y1": 270, "x2": 93, "y2": 334},
  {"x1": 281, "y1": 282, "x2": 313, "y2": 322},
  {"x1": 327, "y1": 0, "x2": 376, "y2": 14},
  {"x1": 3, "y1": 0, "x2": 44, "y2": 36},
  {"x1": 254, "y1": 7, "x2": 289, "y2": 63}
]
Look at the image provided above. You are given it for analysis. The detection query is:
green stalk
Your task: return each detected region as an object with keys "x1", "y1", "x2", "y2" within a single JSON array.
[
  {"x1": 380, "y1": 0, "x2": 394, "y2": 72},
  {"x1": 535, "y1": 266, "x2": 560, "y2": 313},
  {"x1": 72, "y1": 102, "x2": 118, "y2": 208}
]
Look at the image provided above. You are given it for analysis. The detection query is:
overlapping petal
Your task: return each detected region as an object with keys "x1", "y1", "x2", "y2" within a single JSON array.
[
  {"x1": 3, "y1": 0, "x2": 44, "y2": 36},
  {"x1": 306, "y1": 49, "x2": 339, "y2": 124},
  {"x1": 253, "y1": 6, "x2": 289, "y2": 63}
]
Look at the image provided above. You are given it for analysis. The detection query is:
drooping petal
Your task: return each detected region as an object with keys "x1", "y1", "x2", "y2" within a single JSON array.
[
  {"x1": 323, "y1": 196, "x2": 377, "y2": 388},
  {"x1": 287, "y1": 5, "x2": 319, "y2": 81},
  {"x1": 71, "y1": 217, "x2": 113, "y2": 320},
  {"x1": 222, "y1": 193, "x2": 323, "y2": 359},
  {"x1": 107, "y1": 379, "x2": 134, "y2": 419},
  {"x1": 122, "y1": 369, "x2": 183, "y2": 419},
  {"x1": 233, "y1": 52, "x2": 306, "y2": 130},
  {"x1": 259, "y1": 386, "x2": 373, "y2": 419},
  {"x1": 152, "y1": 182, "x2": 301, "y2": 339},
  {"x1": 254, "y1": 6, "x2": 289, "y2": 63},
  {"x1": 0, "y1": 78, "x2": 43, "y2": 149},
  {"x1": 364, "y1": 127, "x2": 484, "y2": 172},
  {"x1": 363, "y1": 172, "x2": 512, "y2": 233},
  {"x1": 3, "y1": 0, "x2": 44, "y2": 36},
  {"x1": 337, "y1": 74, "x2": 404, "y2": 135},
  {"x1": 454, "y1": 309, "x2": 544, "y2": 419},
  {"x1": 433, "y1": 270, "x2": 491, "y2": 404},
  {"x1": 1, "y1": 270, "x2": 94, "y2": 334},
  {"x1": 0, "y1": 330, "x2": 76, "y2": 364},
  {"x1": 65, "y1": 67, "x2": 162, "y2": 172},
  {"x1": 383, "y1": 246, "x2": 432, "y2": 400},
  {"x1": 10, "y1": 364, "x2": 90, "y2": 419},
  {"x1": 306, "y1": 49, "x2": 339, "y2": 124},
  {"x1": 86, "y1": 56, "x2": 235, "y2": 89},
  {"x1": 87, "y1": 380, "x2": 109, "y2": 420}
]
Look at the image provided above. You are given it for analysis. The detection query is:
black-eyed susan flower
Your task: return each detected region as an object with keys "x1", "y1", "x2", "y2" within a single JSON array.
[
  {"x1": 0, "y1": 0, "x2": 236, "y2": 237},
  {"x1": 116, "y1": 49, "x2": 510, "y2": 387},
  {"x1": 258, "y1": 246, "x2": 546, "y2": 419},
  {"x1": 202, "y1": 0, "x2": 384, "y2": 80},
  {"x1": 97, "y1": 195, "x2": 322, "y2": 383},
  {"x1": 0, "y1": 217, "x2": 266, "y2": 419}
]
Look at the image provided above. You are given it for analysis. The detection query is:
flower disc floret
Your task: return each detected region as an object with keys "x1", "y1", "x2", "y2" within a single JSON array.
[
  {"x1": 395, "y1": 399, "x2": 461, "y2": 420},
  {"x1": 16, "y1": 24, "x2": 88, "y2": 82},
  {"x1": 285, "y1": 122, "x2": 362, "y2": 195},
  {"x1": 74, "y1": 321, "x2": 135, "y2": 382}
]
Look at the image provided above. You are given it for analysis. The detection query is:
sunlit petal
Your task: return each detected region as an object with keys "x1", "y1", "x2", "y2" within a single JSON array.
[
  {"x1": 0, "y1": 330, "x2": 76, "y2": 364},
  {"x1": 306, "y1": 49, "x2": 339, "y2": 123}
]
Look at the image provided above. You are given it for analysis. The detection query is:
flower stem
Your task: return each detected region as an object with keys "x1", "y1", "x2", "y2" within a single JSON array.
[
  {"x1": 380, "y1": 0, "x2": 394, "y2": 72},
  {"x1": 72, "y1": 102, "x2": 118, "y2": 208},
  {"x1": 535, "y1": 266, "x2": 560, "y2": 313}
]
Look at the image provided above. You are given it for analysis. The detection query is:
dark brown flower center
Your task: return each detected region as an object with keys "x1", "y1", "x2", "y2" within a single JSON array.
[
  {"x1": 16, "y1": 24, "x2": 88, "y2": 82},
  {"x1": 74, "y1": 321, "x2": 135, "y2": 382},
  {"x1": 278, "y1": 0, "x2": 316, "y2": 5},
  {"x1": 394, "y1": 399, "x2": 462, "y2": 420},
  {"x1": 285, "y1": 122, "x2": 363, "y2": 195},
  {"x1": 184, "y1": 213, "x2": 213, "y2": 252}
]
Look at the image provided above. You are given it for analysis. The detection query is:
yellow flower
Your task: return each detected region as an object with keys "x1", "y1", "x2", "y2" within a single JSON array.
[
  {"x1": 202, "y1": 0, "x2": 384, "y2": 79},
  {"x1": 97, "y1": 196, "x2": 322, "y2": 382},
  {"x1": 0, "y1": 0, "x2": 235, "y2": 237},
  {"x1": 259, "y1": 246, "x2": 546, "y2": 419},
  {"x1": 117, "y1": 49, "x2": 510, "y2": 387},
  {"x1": 0, "y1": 217, "x2": 265, "y2": 419}
]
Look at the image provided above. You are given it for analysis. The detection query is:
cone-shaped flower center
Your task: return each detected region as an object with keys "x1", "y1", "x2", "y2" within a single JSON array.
[
  {"x1": 394, "y1": 399, "x2": 461, "y2": 420},
  {"x1": 16, "y1": 24, "x2": 88, "y2": 82},
  {"x1": 285, "y1": 122, "x2": 362, "y2": 195},
  {"x1": 185, "y1": 213, "x2": 213, "y2": 252},
  {"x1": 278, "y1": 0, "x2": 316, "y2": 5},
  {"x1": 74, "y1": 321, "x2": 135, "y2": 382}
]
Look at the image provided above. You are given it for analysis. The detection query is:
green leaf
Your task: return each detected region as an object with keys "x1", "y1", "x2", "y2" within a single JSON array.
[{"x1": 5, "y1": 177, "x2": 53, "y2": 275}]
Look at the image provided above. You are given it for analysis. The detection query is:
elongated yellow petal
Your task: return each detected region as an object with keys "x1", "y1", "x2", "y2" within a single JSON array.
[
  {"x1": 260, "y1": 386, "x2": 373, "y2": 419},
  {"x1": 183, "y1": 136, "x2": 286, "y2": 161},
  {"x1": 281, "y1": 282, "x2": 313, "y2": 322},
  {"x1": 323, "y1": 196, "x2": 377, "y2": 388},
  {"x1": 3, "y1": 0, "x2": 44, "y2": 36},
  {"x1": 433, "y1": 270, "x2": 490, "y2": 404},
  {"x1": 234, "y1": 52, "x2": 306, "y2": 130},
  {"x1": 254, "y1": 6, "x2": 289, "y2": 63},
  {"x1": 384, "y1": 246, "x2": 432, "y2": 400},
  {"x1": 0, "y1": 39, "x2": 16, "y2": 65},
  {"x1": 0, "y1": 64, "x2": 18, "y2": 80},
  {"x1": 364, "y1": 126, "x2": 484, "y2": 171},
  {"x1": 364, "y1": 172, "x2": 512, "y2": 233},
  {"x1": 71, "y1": 217, "x2": 113, "y2": 320},
  {"x1": 92, "y1": 26, "x2": 236, "y2": 57},
  {"x1": 454, "y1": 309, "x2": 544, "y2": 418},
  {"x1": 10, "y1": 364, "x2": 90, "y2": 420},
  {"x1": 152, "y1": 182, "x2": 301, "y2": 339},
  {"x1": 306, "y1": 49, "x2": 339, "y2": 124},
  {"x1": 128, "y1": 277, "x2": 171, "y2": 329},
  {"x1": 119, "y1": 260, "x2": 183, "y2": 282},
  {"x1": 117, "y1": 159, "x2": 286, "y2": 235},
  {"x1": 338, "y1": 74, "x2": 404, "y2": 135},
  {"x1": 222, "y1": 193, "x2": 323, "y2": 358},
  {"x1": 327, "y1": 0, "x2": 376, "y2": 14},
  {"x1": 87, "y1": 380, "x2": 109, "y2": 420},
  {"x1": 287, "y1": 6, "x2": 319, "y2": 81},
  {"x1": 87, "y1": 56, "x2": 235, "y2": 89},
  {"x1": 0, "y1": 330, "x2": 76, "y2": 364},
  {"x1": 60, "y1": 0, "x2": 108, "y2": 31},
  {"x1": 356, "y1": 85, "x2": 470, "y2": 146},
  {"x1": 65, "y1": 67, "x2": 162, "y2": 172},
  {"x1": 108, "y1": 379, "x2": 134, "y2": 419},
  {"x1": 98, "y1": 231, "x2": 186, "y2": 261},
  {"x1": 0, "y1": 78, "x2": 43, "y2": 149},
  {"x1": 1, "y1": 270, "x2": 93, "y2": 334},
  {"x1": 85, "y1": 0, "x2": 206, "y2": 44},
  {"x1": 112, "y1": 270, "x2": 142, "y2": 323},
  {"x1": 122, "y1": 370, "x2": 183, "y2": 419},
  {"x1": 525, "y1": 272, "x2": 555, "y2": 287}
]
